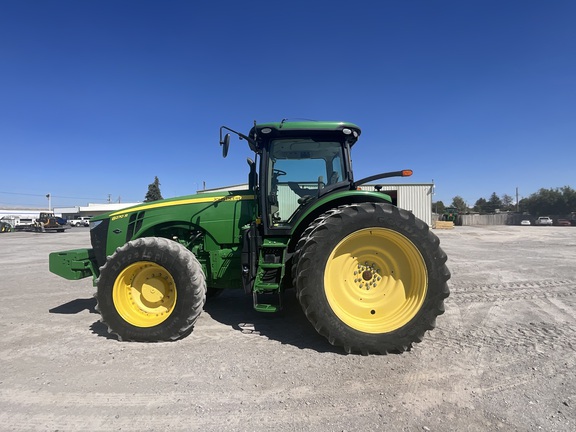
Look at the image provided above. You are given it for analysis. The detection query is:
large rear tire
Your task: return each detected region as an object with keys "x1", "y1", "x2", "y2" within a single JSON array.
[
  {"x1": 292, "y1": 203, "x2": 450, "y2": 354},
  {"x1": 96, "y1": 237, "x2": 207, "y2": 341}
]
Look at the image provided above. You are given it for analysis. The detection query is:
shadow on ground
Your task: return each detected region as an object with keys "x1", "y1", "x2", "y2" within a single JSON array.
[
  {"x1": 204, "y1": 289, "x2": 342, "y2": 354},
  {"x1": 49, "y1": 298, "x2": 97, "y2": 314},
  {"x1": 48, "y1": 290, "x2": 342, "y2": 353},
  {"x1": 48, "y1": 297, "x2": 115, "y2": 339}
]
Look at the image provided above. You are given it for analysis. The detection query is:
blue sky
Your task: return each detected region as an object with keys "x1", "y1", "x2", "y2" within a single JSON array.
[{"x1": 1, "y1": 0, "x2": 574, "y2": 209}]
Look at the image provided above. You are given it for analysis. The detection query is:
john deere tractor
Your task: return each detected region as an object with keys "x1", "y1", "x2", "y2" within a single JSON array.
[
  {"x1": 49, "y1": 121, "x2": 450, "y2": 354},
  {"x1": 442, "y1": 207, "x2": 462, "y2": 226}
]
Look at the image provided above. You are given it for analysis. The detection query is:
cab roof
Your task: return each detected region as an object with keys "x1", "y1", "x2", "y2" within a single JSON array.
[{"x1": 248, "y1": 120, "x2": 361, "y2": 152}]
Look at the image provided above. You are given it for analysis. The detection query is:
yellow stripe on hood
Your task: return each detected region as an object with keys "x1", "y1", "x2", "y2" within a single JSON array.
[{"x1": 109, "y1": 194, "x2": 255, "y2": 217}]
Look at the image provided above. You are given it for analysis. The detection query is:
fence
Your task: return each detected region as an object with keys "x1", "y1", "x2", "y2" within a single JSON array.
[{"x1": 460, "y1": 213, "x2": 510, "y2": 226}]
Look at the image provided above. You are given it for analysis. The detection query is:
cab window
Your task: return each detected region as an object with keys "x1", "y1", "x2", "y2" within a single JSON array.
[{"x1": 267, "y1": 139, "x2": 346, "y2": 226}]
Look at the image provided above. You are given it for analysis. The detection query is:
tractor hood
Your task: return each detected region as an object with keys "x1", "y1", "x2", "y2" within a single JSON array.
[{"x1": 90, "y1": 190, "x2": 256, "y2": 268}]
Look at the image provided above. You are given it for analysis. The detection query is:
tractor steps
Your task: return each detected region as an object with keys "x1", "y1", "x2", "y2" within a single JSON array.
[{"x1": 252, "y1": 239, "x2": 287, "y2": 312}]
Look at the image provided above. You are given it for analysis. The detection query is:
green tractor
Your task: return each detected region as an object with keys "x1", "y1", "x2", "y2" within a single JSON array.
[
  {"x1": 49, "y1": 121, "x2": 450, "y2": 354},
  {"x1": 442, "y1": 207, "x2": 462, "y2": 226}
]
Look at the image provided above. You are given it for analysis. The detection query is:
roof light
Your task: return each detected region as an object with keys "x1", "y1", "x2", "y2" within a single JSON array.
[
  {"x1": 261, "y1": 128, "x2": 272, "y2": 134},
  {"x1": 342, "y1": 128, "x2": 352, "y2": 135}
]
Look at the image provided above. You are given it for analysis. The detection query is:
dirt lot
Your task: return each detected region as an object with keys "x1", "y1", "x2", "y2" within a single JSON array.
[{"x1": 0, "y1": 225, "x2": 574, "y2": 431}]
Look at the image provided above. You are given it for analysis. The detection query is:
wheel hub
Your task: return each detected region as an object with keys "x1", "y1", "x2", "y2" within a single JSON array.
[
  {"x1": 354, "y1": 263, "x2": 382, "y2": 290},
  {"x1": 141, "y1": 278, "x2": 165, "y2": 303}
]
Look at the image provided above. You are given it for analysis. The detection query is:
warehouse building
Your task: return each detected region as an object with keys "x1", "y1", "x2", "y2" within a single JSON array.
[{"x1": 358, "y1": 183, "x2": 434, "y2": 226}]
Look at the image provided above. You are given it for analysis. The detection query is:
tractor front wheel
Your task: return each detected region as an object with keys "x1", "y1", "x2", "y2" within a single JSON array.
[
  {"x1": 292, "y1": 203, "x2": 450, "y2": 354},
  {"x1": 96, "y1": 237, "x2": 206, "y2": 341}
]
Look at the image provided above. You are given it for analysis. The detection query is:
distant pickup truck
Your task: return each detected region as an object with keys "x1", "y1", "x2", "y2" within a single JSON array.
[
  {"x1": 68, "y1": 217, "x2": 90, "y2": 227},
  {"x1": 535, "y1": 216, "x2": 553, "y2": 226}
]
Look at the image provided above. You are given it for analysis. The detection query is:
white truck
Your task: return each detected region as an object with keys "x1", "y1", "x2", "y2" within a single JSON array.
[
  {"x1": 535, "y1": 216, "x2": 553, "y2": 226},
  {"x1": 68, "y1": 217, "x2": 90, "y2": 227}
]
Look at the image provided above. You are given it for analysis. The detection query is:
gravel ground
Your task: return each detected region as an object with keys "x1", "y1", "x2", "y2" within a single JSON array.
[{"x1": 0, "y1": 225, "x2": 574, "y2": 432}]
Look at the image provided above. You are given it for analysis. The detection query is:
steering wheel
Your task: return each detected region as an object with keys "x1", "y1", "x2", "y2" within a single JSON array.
[{"x1": 273, "y1": 169, "x2": 287, "y2": 177}]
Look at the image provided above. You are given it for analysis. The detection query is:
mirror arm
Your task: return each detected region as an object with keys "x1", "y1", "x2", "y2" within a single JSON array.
[{"x1": 219, "y1": 126, "x2": 257, "y2": 148}]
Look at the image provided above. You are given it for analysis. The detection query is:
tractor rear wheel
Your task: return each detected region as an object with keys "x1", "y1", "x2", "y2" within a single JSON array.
[
  {"x1": 292, "y1": 203, "x2": 450, "y2": 354},
  {"x1": 96, "y1": 237, "x2": 206, "y2": 341}
]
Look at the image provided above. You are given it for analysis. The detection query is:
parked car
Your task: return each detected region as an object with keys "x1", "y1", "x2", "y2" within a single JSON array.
[
  {"x1": 535, "y1": 216, "x2": 553, "y2": 226},
  {"x1": 68, "y1": 217, "x2": 90, "y2": 227},
  {"x1": 556, "y1": 219, "x2": 572, "y2": 226},
  {"x1": 520, "y1": 219, "x2": 531, "y2": 226}
]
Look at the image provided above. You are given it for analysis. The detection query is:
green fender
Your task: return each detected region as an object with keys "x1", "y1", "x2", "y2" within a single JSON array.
[{"x1": 289, "y1": 190, "x2": 393, "y2": 249}]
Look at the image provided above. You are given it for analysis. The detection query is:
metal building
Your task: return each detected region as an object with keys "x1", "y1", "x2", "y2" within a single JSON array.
[{"x1": 359, "y1": 183, "x2": 434, "y2": 226}]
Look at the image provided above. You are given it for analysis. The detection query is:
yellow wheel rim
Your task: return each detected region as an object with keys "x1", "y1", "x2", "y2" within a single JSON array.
[
  {"x1": 324, "y1": 228, "x2": 427, "y2": 334},
  {"x1": 112, "y1": 261, "x2": 177, "y2": 328}
]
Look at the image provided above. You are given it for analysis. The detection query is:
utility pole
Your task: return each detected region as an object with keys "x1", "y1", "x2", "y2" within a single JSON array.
[
  {"x1": 432, "y1": 179, "x2": 436, "y2": 213},
  {"x1": 46, "y1": 193, "x2": 51, "y2": 212},
  {"x1": 516, "y1": 187, "x2": 519, "y2": 212}
]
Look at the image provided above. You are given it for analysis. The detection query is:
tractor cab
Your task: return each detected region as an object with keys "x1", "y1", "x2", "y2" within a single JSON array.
[
  {"x1": 221, "y1": 121, "x2": 360, "y2": 233},
  {"x1": 254, "y1": 122, "x2": 360, "y2": 232}
]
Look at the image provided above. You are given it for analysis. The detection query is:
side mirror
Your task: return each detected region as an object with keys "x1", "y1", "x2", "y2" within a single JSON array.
[
  {"x1": 247, "y1": 158, "x2": 257, "y2": 191},
  {"x1": 220, "y1": 134, "x2": 230, "y2": 158}
]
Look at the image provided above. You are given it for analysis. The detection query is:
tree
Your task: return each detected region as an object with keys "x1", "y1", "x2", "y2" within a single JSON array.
[
  {"x1": 521, "y1": 186, "x2": 576, "y2": 216},
  {"x1": 451, "y1": 196, "x2": 468, "y2": 213},
  {"x1": 485, "y1": 192, "x2": 503, "y2": 213},
  {"x1": 501, "y1": 194, "x2": 514, "y2": 212},
  {"x1": 474, "y1": 197, "x2": 487, "y2": 213},
  {"x1": 561, "y1": 186, "x2": 576, "y2": 211},
  {"x1": 144, "y1": 176, "x2": 163, "y2": 202},
  {"x1": 433, "y1": 200, "x2": 446, "y2": 214}
]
